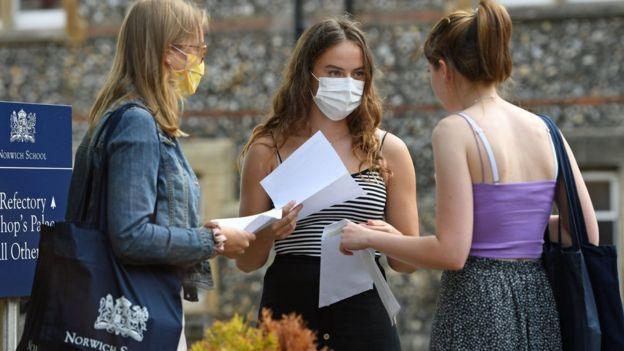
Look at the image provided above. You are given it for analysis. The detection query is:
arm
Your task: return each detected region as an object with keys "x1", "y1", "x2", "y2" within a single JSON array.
[
  {"x1": 106, "y1": 107, "x2": 213, "y2": 267},
  {"x1": 552, "y1": 135, "x2": 599, "y2": 246},
  {"x1": 380, "y1": 132, "x2": 419, "y2": 272},
  {"x1": 341, "y1": 117, "x2": 474, "y2": 270},
  {"x1": 235, "y1": 139, "x2": 301, "y2": 272}
]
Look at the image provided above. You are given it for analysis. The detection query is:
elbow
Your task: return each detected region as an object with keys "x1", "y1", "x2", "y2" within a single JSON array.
[
  {"x1": 446, "y1": 259, "x2": 466, "y2": 271},
  {"x1": 235, "y1": 258, "x2": 262, "y2": 273},
  {"x1": 111, "y1": 240, "x2": 139, "y2": 264},
  {"x1": 109, "y1": 228, "x2": 144, "y2": 264},
  {"x1": 388, "y1": 258, "x2": 417, "y2": 273},
  {"x1": 444, "y1": 252, "x2": 469, "y2": 271}
]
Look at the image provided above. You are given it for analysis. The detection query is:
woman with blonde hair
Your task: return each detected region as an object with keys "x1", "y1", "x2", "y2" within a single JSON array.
[
  {"x1": 340, "y1": 1, "x2": 599, "y2": 349},
  {"x1": 66, "y1": 0, "x2": 254, "y2": 348},
  {"x1": 236, "y1": 17, "x2": 419, "y2": 350}
]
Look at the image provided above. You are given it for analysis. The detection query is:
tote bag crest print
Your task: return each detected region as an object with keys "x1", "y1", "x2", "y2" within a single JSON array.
[{"x1": 93, "y1": 294, "x2": 150, "y2": 342}]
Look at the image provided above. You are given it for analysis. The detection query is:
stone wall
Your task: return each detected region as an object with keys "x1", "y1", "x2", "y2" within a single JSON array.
[{"x1": 1, "y1": 1, "x2": 623, "y2": 349}]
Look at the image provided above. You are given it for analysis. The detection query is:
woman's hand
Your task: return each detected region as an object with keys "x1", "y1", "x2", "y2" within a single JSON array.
[
  {"x1": 362, "y1": 220, "x2": 402, "y2": 235},
  {"x1": 340, "y1": 221, "x2": 374, "y2": 255},
  {"x1": 219, "y1": 226, "x2": 256, "y2": 258},
  {"x1": 258, "y1": 201, "x2": 303, "y2": 240}
]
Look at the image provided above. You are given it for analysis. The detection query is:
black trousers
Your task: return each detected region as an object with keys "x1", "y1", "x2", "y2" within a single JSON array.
[{"x1": 259, "y1": 254, "x2": 401, "y2": 351}]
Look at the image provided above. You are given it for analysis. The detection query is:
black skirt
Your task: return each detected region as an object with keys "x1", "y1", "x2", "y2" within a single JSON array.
[{"x1": 259, "y1": 254, "x2": 401, "y2": 351}]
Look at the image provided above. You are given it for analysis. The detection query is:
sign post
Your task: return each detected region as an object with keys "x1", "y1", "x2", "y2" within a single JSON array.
[{"x1": 0, "y1": 101, "x2": 72, "y2": 349}]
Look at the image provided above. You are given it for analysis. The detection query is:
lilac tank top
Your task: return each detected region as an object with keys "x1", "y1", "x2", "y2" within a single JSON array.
[{"x1": 458, "y1": 112, "x2": 557, "y2": 260}]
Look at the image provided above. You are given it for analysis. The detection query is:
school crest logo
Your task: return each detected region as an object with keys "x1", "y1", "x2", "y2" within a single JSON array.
[
  {"x1": 94, "y1": 294, "x2": 149, "y2": 342},
  {"x1": 10, "y1": 109, "x2": 36, "y2": 143}
]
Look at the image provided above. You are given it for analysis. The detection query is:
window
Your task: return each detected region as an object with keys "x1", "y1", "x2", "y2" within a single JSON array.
[
  {"x1": 498, "y1": 0, "x2": 555, "y2": 6},
  {"x1": 13, "y1": 0, "x2": 66, "y2": 31},
  {"x1": 499, "y1": 0, "x2": 621, "y2": 6},
  {"x1": 583, "y1": 171, "x2": 620, "y2": 247},
  {"x1": 0, "y1": 0, "x2": 67, "y2": 34}
]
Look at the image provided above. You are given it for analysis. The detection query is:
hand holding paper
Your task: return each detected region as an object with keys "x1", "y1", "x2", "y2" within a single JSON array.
[
  {"x1": 213, "y1": 201, "x2": 302, "y2": 239},
  {"x1": 260, "y1": 132, "x2": 364, "y2": 219},
  {"x1": 213, "y1": 208, "x2": 282, "y2": 233},
  {"x1": 320, "y1": 220, "x2": 401, "y2": 325}
]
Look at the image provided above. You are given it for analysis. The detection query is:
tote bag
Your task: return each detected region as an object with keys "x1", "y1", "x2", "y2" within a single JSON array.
[{"x1": 18, "y1": 103, "x2": 183, "y2": 351}]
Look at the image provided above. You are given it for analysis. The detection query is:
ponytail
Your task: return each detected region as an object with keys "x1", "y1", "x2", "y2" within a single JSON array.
[
  {"x1": 476, "y1": 0, "x2": 512, "y2": 84},
  {"x1": 424, "y1": 0, "x2": 513, "y2": 85}
]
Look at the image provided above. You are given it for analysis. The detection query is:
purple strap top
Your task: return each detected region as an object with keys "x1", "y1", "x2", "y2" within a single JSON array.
[{"x1": 458, "y1": 112, "x2": 557, "y2": 260}]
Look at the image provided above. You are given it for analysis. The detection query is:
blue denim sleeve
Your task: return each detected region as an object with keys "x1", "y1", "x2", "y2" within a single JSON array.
[{"x1": 105, "y1": 107, "x2": 214, "y2": 266}]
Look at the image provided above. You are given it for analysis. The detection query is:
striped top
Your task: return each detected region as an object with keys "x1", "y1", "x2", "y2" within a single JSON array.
[{"x1": 274, "y1": 169, "x2": 387, "y2": 257}]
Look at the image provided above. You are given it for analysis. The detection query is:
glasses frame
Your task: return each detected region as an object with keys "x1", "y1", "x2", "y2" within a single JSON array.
[{"x1": 171, "y1": 43, "x2": 207, "y2": 63}]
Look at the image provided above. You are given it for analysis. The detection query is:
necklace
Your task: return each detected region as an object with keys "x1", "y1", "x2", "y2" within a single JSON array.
[
  {"x1": 327, "y1": 132, "x2": 351, "y2": 145},
  {"x1": 473, "y1": 95, "x2": 497, "y2": 104}
]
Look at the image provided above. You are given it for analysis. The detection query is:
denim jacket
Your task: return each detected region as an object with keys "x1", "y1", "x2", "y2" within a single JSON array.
[{"x1": 66, "y1": 100, "x2": 214, "y2": 301}]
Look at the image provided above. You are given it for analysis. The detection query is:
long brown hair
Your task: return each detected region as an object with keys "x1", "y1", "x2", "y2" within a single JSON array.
[
  {"x1": 241, "y1": 18, "x2": 388, "y2": 178},
  {"x1": 423, "y1": 0, "x2": 512, "y2": 85},
  {"x1": 88, "y1": 0, "x2": 207, "y2": 137}
]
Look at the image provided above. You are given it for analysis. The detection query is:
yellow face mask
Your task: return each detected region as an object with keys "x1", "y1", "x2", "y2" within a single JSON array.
[{"x1": 171, "y1": 46, "x2": 205, "y2": 97}]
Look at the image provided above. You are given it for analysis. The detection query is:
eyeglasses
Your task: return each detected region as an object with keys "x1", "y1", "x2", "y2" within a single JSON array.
[{"x1": 171, "y1": 43, "x2": 207, "y2": 62}]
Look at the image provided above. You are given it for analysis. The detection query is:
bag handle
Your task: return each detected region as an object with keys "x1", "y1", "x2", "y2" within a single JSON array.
[
  {"x1": 79, "y1": 103, "x2": 160, "y2": 230},
  {"x1": 538, "y1": 115, "x2": 590, "y2": 249},
  {"x1": 77, "y1": 103, "x2": 139, "y2": 223}
]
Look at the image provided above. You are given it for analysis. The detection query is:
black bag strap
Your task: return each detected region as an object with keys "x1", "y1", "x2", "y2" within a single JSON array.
[
  {"x1": 539, "y1": 114, "x2": 589, "y2": 249},
  {"x1": 79, "y1": 103, "x2": 160, "y2": 230},
  {"x1": 77, "y1": 103, "x2": 139, "y2": 223}
]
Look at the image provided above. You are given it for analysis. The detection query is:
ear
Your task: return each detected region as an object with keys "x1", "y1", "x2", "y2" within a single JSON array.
[
  {"x1": 164, "y1": 48, "x2": 173, "y2": 67},
  {"x1": 438, "y1": 59, "x2": 451, "y2": 82}
]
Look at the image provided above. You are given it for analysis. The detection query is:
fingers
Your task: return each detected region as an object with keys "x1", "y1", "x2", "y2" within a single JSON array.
[
  {"x1": 243, "y1": 231, "x2": 256, "y2": 242},
  {"x1": 367, "y1": 219, "x2": 386, "y2": 226},
  {"x1": 271, "y1": 204, "x2": 302, "y2": 240},
  {"x1": 339, "y1": 243, "x2": 353, "y2": 256},
  {"x1": 281, "y1": 201, "x2": 297, "y2": 215}
]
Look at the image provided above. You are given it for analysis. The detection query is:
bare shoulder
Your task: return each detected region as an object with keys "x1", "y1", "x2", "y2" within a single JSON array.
[
  {"x1": 432, "y1": 114, "x2": 472, "y2": 145},
  {"x1": 242, "y1": 135, "x2": 278, "y2": 174},
  {"x1": 377, "y1": 130, "x2": 414, "y2": 177},
  {"x1": 378, "y1": 130, "x2": 409, "y2": 157},
  {"x1": 247, "y1": 135, "x2": 275, "y2": 155}
]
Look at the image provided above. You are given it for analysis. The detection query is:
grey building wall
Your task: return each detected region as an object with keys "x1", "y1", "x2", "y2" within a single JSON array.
[{"x1": 1, "y1": 1, "x2": 623, "y2": 349}]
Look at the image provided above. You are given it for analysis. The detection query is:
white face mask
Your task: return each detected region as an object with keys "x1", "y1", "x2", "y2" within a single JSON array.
[{"x1": 311, "y1": 73, "x2": 364, "y2": 121}]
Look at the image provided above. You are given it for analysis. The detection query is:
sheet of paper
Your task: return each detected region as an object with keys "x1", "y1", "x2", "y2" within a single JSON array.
[
  {"x1": 319, "y1": 220, "x2": 373, "y2": 308},
  {"x1": 319, "y1": 220, "x2": 401, "y2": 325},
  {"x1": 213, "y1": 208, "x2": 282, "y2": 233},
  {"x1": 260, "y1": 131, "x2": 364, "y2": 219},
  {"x1": 356, "y1": 249, "x2": 401, "y2": 325}
]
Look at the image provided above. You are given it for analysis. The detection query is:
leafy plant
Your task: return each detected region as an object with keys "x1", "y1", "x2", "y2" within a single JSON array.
[
  {"x1": 190, "y1": 314, "x2": 277, "y2": 351},
  {"x1": 260, "y1": 309, "x2": 327, "y2": 351},
  {"x1": 190, "y1": 309, "x2": 328, "y2": 351}
]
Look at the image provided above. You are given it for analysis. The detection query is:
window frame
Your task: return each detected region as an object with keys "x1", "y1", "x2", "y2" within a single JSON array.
[
  {"x1": 12, "y1": 0, "x2": 66, "y2": 31},
  {"x1": 0, "y1": 0, "x2": 71, "y2": 40},
  {"x1": 499, "y1": 0, "x2": 622, "y2": 6},
  {"x1": 583, "y1": 171, "x2": 620, "y2": 234}
]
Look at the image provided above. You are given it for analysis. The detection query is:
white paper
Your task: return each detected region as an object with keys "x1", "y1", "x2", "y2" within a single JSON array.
[
  {"x1": 213, "y1": 208, "x2": 282, "y2": 233},
  {"x1": 319, "y1": 219, "x2": 401, "y2": 325},
  {"x1": 260, "y1": 131, "x2": 364, "y2": 219},
  {"x1": 356, "y1": 249, "x2": 401, "y2": 325},
  {"x1": 319, "y1": 220, "x2": 373, "y2": 308}
]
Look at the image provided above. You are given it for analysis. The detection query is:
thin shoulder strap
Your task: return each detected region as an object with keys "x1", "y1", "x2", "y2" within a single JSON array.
[
  {"x1": 457, "y1": 112, "x2": 501, "y2": 184},
  {"x1": 379, "y1": 131, "x2": 389, "y2": 152},
  {"x1": 271, "y1": 132, "x2": 283, "y2": 164},
  {"x1": 275, "y1": 147, "x2": 283, "y2": 165}
]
